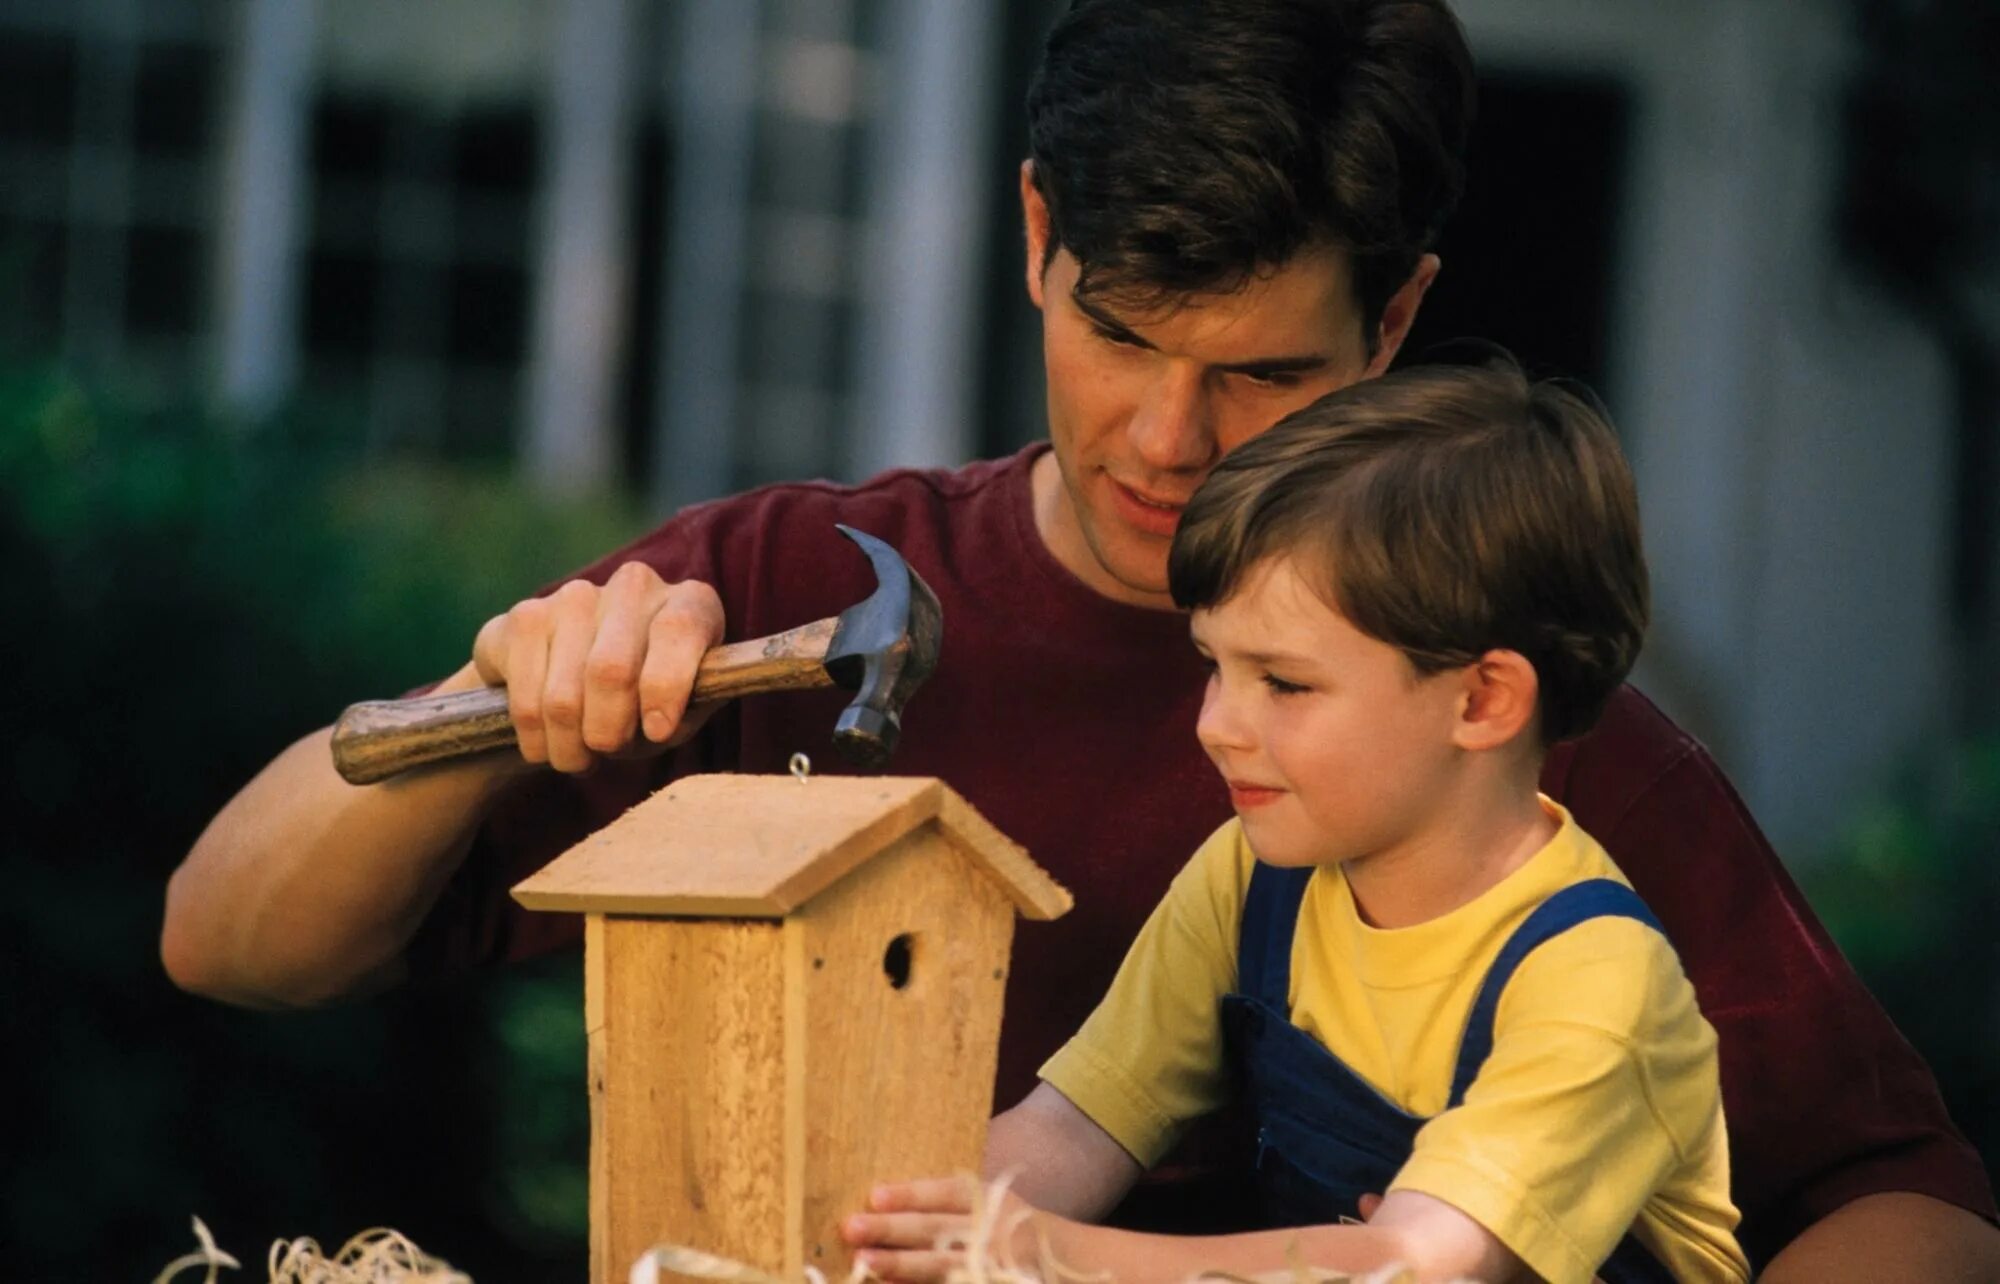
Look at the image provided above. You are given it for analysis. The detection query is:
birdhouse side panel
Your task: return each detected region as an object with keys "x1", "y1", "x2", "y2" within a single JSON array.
[
  {"x1": 591, "y1": 914, "x2": 795, "y2": 1284},
  {"x1": 789, "y1": 826, "x2": 1017, "y2": 1275}
]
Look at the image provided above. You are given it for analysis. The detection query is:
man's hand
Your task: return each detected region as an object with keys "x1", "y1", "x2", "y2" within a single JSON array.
[{"x1": 469, "y1": 562, "x2": 725, "y2": 773}]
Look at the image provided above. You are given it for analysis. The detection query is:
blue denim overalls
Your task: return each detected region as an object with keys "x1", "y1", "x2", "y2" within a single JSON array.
[{"x1": 1221, "y1": 865, "x2": 1679, "y2": 1284}]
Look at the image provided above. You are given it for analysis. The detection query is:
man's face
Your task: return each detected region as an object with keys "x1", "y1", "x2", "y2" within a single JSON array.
[{"x1": 1022, "y1": 168, "x2": 1434, "y2": 609}]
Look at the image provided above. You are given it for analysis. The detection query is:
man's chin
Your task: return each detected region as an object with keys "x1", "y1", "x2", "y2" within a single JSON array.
[{"x1": 1084, "y1": 530, "x2": 1174, "y2": 601}]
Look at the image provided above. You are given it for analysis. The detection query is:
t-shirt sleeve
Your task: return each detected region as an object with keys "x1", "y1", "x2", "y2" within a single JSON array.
[
  {"x1": 1389, "y1": 918, "x2": 1733, "y2": 1284},
  {"x1": 1551, "y1": 688, "x2": 1996, "y2": 1260},
  {"x1": 1038, "y1": 821, "x2": 1250, "y2": 1167}
]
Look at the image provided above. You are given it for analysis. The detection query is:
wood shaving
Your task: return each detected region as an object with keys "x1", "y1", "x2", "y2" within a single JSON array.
[
  {"x1": 163, "y1": 1178, "x2": 1460, "y2": 1284},
  {"x1": 155, "y1": 1219, "x2": 469, "y2": 1284},
  {"x1": 153, "y1": 1217, "x2": 241, "y2": 1284},
  {"x1": 627, "y1": 1174, "x2": 1450, "y2": 1284}
]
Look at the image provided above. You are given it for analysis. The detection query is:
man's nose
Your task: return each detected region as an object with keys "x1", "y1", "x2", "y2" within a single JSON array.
[{"x1": 1127, "y1": 363, "x2": 1217, "y2": 474}]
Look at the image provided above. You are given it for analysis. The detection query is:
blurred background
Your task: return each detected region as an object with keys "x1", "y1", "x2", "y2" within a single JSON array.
[{"x1": 3, "y1": 0, "x2": 1995, "y2": 1277}]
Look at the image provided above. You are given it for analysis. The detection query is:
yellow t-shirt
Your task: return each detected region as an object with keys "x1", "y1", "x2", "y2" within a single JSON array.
[{"x1": 1040, "y1": 801, "x2": 1749, "y2": 1284}]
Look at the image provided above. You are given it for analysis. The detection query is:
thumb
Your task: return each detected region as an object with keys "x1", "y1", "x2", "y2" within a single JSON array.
[{"x1": 1358, "y1": 1192, "x2": 1384, "y2": 1220}]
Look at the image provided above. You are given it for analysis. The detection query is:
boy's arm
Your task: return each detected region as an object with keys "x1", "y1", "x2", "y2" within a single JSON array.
[
  {"x1": 982, "y1": 1083, "x2": 1143, "y2": 1222},
  {"x1": 847, "y1": 1182, "x2": 1525, "y2": 1284}
]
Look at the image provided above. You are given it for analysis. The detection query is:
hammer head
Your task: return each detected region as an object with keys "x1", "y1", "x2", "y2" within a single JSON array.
[{"x1": 821, "y1": 525, "x2": 944, "y2": 768}]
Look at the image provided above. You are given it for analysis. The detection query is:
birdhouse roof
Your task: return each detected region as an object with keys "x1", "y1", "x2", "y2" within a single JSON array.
[{"x1": 510, "y1": 774, "x2": 1072, "y2": 921}]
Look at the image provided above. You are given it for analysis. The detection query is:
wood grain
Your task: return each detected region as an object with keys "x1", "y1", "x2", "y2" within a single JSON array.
[
  {"x1": 329, "y1": 615, "x2": 841, "y2": 784},
  {"x1": 589, "y1": 914, "x2": 795, "y2": 1284},
  {"x1": 512, "y1": 775, "x2": 1072, "y2": 924},
  {"x1": 790, "y1": 828, "x2": 1015, "y2": 1278}
]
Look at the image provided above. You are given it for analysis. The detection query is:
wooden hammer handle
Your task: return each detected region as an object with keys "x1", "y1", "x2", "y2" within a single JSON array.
[{"x1": 330, "y1": 616, "x2": 841, "y2": 784}]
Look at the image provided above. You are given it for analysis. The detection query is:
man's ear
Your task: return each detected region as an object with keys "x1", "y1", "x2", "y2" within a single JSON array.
[
  {"x1": 1449, "y1": 649, "x2": 1540, "y2": 752},
  {"x1": 1363, "y1": 253, "x2": 1441, "y2": 378},
  {"x1": 1020, "y1": 160, "x2": 1051, "y2": 311}
]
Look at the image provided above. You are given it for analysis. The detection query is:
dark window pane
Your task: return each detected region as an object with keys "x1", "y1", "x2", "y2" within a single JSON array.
[
  {"x1": 453, "y1": 107, "x2": 537, "y2": 195},
  {"x1": 311, "y1": 96, "x2": 392, "y2": 182},
  {"x1": 0, "y1": 33, "x2": 78, "y2": 147},
  {"x1": 1401, "y1": 75, "x2": 1632, "y2": 390},
  {"x1": 133, "y1": 43, "x2": 216, "y2": 156},
  {"x1": 446, "y1": 262, "x2": 527, "y2": 365},
  {"x1": 125, "y1": 224, "x2": 204, "y2": 336},
  {"x1": 303, "y1": 249, "x2": 380, "y2": 357}
]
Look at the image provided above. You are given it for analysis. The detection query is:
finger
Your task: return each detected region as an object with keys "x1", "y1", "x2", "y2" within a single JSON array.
[
  {"x1": 503, "y1": 597, "x2": 554, "y2": 764},
  {"x1": 580, "y1": 563, "x2": 665, "y2": 754},
  {"x1": 539, "y1": 580, "x2": 601, "y2": 774},
  {"x1": 852, "y1": 1249, "x2": 958, "y2": 1284},
  {"x1": 471, "y1": 612, "x2": 510, "y2": 687},
  {"x1": 841, "y1": 1212, "x2": 965, "y2": 1251},
  {"x1": 638, "y1": 581, "x2": 725, "y2": 745},
  {"x1": 869, "y1": 1176, "x2": 978, "y2": 1213},
  {"x1": 1358, "y1": 1192, "x2": 1384, "y2": 1221}
]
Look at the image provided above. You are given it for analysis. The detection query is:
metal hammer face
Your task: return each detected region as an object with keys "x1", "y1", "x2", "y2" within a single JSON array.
[{"x1": 821, "y1": 524, "x2": 944, "y2": 768}]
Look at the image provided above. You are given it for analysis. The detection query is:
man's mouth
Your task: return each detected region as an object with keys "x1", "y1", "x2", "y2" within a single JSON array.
[{"x1": 1107, "y1": 476, "x2": 1191, "y2": 536}]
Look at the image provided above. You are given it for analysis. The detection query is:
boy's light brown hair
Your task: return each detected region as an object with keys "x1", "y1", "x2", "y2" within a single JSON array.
[{"x1": 1169, "y1": 356, "x2": 1649, "y2": 744}]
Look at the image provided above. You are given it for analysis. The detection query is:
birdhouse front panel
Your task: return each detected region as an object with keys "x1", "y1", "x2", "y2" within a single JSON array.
[
  {"x1": 588, "y1": 914, "x2": 791, "y2": 1284},
  {"x1": 791, "y1": 824, "x2": 1017, "y2": 1275}
]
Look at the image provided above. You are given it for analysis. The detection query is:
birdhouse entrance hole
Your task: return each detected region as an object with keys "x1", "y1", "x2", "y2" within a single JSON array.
[{"x1": 883, "y1": 934, "x2": 914, "y2": 989}]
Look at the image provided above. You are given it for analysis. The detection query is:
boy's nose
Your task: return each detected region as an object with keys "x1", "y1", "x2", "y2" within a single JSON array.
[
  {"x1": 1195, "y1": 676, "x2": 1254, "y2": 754},
  {"x1": 1126, "y1": 364, "x2": 1217, "y2": 475}
]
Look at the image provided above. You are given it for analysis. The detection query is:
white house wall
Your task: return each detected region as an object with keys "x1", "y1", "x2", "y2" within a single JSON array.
[{"x1": 1459, "y1": 0, "x2": 1955, "y2": 857}]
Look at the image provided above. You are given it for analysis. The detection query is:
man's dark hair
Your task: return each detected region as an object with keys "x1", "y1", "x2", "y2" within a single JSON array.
[
  {"x1": 1025, "y1": 0, "x2": 1475, "y2": 351},
  {"x1": 1168, "y1": 358, "x2": 1649, "y2": 744}
]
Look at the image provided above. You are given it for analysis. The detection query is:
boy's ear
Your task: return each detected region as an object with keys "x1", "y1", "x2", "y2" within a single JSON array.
[{"x1": 1450, "y1": 650, "x2": 1540, "y2": 752}]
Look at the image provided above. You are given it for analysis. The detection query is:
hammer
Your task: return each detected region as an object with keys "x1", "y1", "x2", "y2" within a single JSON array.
[{"x1": 329, "y1": 525, "x2": 942, "y2": 784}]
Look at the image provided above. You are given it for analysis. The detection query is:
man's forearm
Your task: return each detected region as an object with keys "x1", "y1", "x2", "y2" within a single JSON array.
[
  {"x1": 161, "y1": 667, "x2": 529, "y2": 1007},
  {"x1": 1759, "y1": 1193, "x2": 2000, "y2": 1283}
]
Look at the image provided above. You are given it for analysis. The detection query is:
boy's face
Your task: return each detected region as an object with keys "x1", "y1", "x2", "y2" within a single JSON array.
[
  {"x1": 1191, "y1": 554, "x2": 1466, "y2": 869},
  {"x1": 1021, "y1": 166, "x2": 1436, "y2": 609}
]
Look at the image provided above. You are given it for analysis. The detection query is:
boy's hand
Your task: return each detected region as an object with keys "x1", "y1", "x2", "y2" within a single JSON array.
[{"x1": 841, "y1": 1176, "x2": 1039, "y2": 1284}]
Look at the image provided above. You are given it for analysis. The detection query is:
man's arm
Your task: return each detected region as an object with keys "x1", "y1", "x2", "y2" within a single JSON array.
[
  {"x1": 1553, "y1": 688, "x2": 1998, "y2": 1260},
  {"x1": 161, "y1": 566, "x2": 724, "y2": 1007},
  {"x1": 1760, "y1": 1193, "x2": 2000, "y2": 1284}
]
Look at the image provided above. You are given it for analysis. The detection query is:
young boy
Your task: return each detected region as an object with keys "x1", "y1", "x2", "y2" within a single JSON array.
[{"x1": 843, "y1": 360, "x2": 1751, "y2": 1284}]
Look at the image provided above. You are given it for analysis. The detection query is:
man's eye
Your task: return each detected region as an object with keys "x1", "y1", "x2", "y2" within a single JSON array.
[
  {"x1": 1092, "y1": 324, "x2": 1143, "y2": 348},
  {"x1": 1239, "y1": 369, "x2": 1303, "y2": 390}
]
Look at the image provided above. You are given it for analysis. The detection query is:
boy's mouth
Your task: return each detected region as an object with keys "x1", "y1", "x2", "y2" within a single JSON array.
[{"x1": 1227, "y1": 781, "x2": 1285, "y2": 809}]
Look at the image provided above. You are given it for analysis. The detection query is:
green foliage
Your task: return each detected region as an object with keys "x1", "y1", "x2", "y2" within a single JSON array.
[
  {"x1": 2, "y1": 366, "x2": 621, "y2": 1278},
  {"x1": 1804, "y1": 738, "x2": 2000, "y2": 1172}
]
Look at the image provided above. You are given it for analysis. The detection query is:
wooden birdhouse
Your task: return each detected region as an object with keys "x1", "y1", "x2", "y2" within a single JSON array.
[{"x1": 511, "y1": 773, "x2": 1072, "y2": 1284}]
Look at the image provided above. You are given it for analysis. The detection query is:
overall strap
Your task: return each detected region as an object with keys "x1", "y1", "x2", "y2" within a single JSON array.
[
  {"x1": 1447, "y1": 879, "x2": 1664, "y2": 1109},
  {"x1": 1237, "y1": 862, "x2": 1316, "y2": 1010}
]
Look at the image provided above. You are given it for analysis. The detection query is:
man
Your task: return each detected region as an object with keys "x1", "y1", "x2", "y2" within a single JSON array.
[{"x1": 164, "y1": 0, "x2": 1996, "y2": 1276}]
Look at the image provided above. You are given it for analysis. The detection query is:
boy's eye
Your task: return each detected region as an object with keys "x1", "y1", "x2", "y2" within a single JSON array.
[{"x1": 1262, "y1": 673, "x2": 1310, "y2": 695}]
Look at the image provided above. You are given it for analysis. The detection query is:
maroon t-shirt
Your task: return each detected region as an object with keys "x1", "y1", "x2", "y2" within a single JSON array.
[{"x1": 412, "y1": 445, "x2": 1993, "y2": 1260}]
